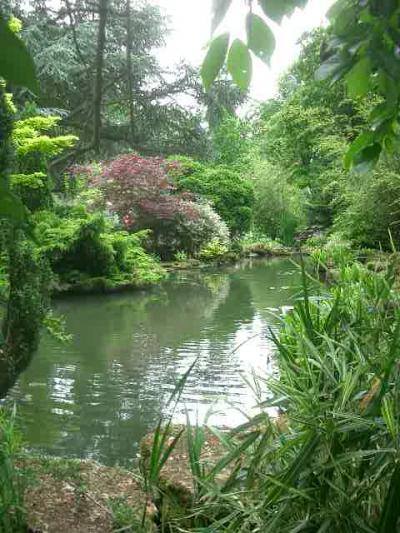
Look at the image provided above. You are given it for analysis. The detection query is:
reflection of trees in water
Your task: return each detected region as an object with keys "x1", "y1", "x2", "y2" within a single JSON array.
[
  {"x1": 206, "y1": 275, "x2": 254, "y2": 336},
  {"x1": 235, "y1": 258, "x2": 302, "y2": 323},
  {"x1": 146, "y1": 273, "x2": 257, "y2": 412},
  {"x1": 0, "y1": 357, "x2": 30, "y2": 399},
  {"x1": 134, "y1": 272, "x2": 231, "y2": 347},
  {"x1": 7, "y1": 259, "x2": 302, "y2": 465},
  {"x1": 7, "y1": 272, "x2": 234, "y2": 464}
]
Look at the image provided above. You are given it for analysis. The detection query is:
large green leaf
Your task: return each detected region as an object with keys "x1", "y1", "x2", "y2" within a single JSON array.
[
  {"x1": 344, "y1": 131, "x2": 374, "y2": 169},
  {"x1": 227, "y1": 39, "x2": 252, "y2": 91},
  {"x1": 315, "y1": 56, "x2": 342, "y2": 81},
  {"x1": 246, "y1": 13, "x2": 275, "y2": 65},
  {"x1": 211, "y1": 0, "x2": 232, "y2": 34},
  {"x1": 0, "y1": 17, "x2": 38, "y2": 93},
  {"x1": 353, "y1": 143, "x2": 382, "y2": 174},
  {"x1": 259, "y1": 0, "x2": 306, "y2": 22},
  {"x1": 327, "y1": 0, "x2": 356, "y2": 34},
  {"x1": 327, "y1": 0, "x2": 346, "y2": 20},
  {"x1": 259, "y1": 0, "x2": 294, "y2": 22},
  {"x1": 345, "y1": 57, "x2": 371, "y2": 99},
  {"x1": 201, "y1": 33, "x2": 230, "y2": 91}
]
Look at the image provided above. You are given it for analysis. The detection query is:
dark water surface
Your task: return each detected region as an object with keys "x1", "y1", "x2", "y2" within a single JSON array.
[{"x1": 6, "y1": 257, "x2": 302, "y2": 466}]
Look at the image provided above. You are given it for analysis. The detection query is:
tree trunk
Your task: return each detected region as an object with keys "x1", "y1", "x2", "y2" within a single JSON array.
[
  {"x1": 126, "y1": 0, "x2": 135, "y2": 145},
  {"x1": 92, "y1": 0, "x2": 108, "y2": 154}
]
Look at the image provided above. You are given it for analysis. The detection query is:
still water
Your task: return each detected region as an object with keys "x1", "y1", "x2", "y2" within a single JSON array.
[{"x1": 6, "y1": 257, "x2": 302, "y2": 466}]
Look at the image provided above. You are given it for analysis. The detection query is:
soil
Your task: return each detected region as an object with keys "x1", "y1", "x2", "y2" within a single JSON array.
[{"x1": 20, "y1": 456, "x2": 156, "y2": 533}]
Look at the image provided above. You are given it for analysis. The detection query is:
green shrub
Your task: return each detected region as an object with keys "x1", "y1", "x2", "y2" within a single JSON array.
[
  {"x1": 251, "y1": 161, "x2": 306, "y2": 244},
  {"x1": 335, "y1": 170, "x2": 400, "y2": 251},
  {"x1": 198, "y1": 238, "x2": 229, "y2": 262},
  {"x1": 166, "y1": 155, "x2": 204, "y2": 178},
  {"x1": 10, "y1": 172, "x2": 51, "y2": 212},
  {"x1": 304, "y1": 234, "x2": 328, "y2": 248},
  {"x1": 34, "y1": 208, "x2": 115, "y2": 277},
  {"x1": 174, "y1": 164, "x2": 254, "y2": 235},
  {"x1": 173, "y1": 250, "x2": 188, "y2": 263},
  {"x1": 33, "y1": 208, "x2": 165, "y2": 286},
  {"x1": 119, "y1": 231, "x2": 165, "y2": 286},
  {"x1": 310, "y1": 235, "x2": 355, "y2": 268},
  {"x1": 240, "y1": 231, "x2": 290, "y2": 255}
]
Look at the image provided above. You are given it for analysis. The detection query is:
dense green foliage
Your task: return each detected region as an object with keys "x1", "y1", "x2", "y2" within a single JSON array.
[
  {"x1": 335, "y1": 169, "x2": 400, "y2": 250},
  {"x1": 172, "y1": 159, "x2": 254, "y2": 236},
  {"x1": 4, "y1": 2, "x2": 400, "y2": 531},
  {"x1": 203, "y1": 0, "x2": 400, "y2": 173},
  {"x1": 0, "y1": 408, "x2": 25, "y2": 532},
  {"x1": 251, "y1": 161, "x2": 306, "y2": 243},
  {"x1": 0, "y1": 71, "x2": 51, "y2": 396},
  {"x1": 242, "y1": 27, "x2": 400, "y2": 252},
  {"x1": 33, "y1": 207, "x2": 165, "y2": 289}
]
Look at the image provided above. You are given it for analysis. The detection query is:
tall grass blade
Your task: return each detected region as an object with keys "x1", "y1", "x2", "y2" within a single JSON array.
[{"x1": 378, "y1": 463, "x2": 400, "y2": 532}]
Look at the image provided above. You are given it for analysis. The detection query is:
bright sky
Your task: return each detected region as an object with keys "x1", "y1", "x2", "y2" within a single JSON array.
[{"x1": 149, "y1": 0, "x2": 335, "y2": 101}]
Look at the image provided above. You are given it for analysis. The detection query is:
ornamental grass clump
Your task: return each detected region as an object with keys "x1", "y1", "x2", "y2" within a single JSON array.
[{"x1": 155, "y1": 259, "x2": 400, "y2": 532}]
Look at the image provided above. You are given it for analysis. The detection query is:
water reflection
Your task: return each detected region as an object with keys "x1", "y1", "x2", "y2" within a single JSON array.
[{"x1": 6, "y1": 257, "x2": 302, "y2": 466}]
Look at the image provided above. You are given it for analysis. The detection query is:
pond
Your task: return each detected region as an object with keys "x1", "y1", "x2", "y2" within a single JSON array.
[{"x1": 6, "y1": 257, "x2": 303, "y2": 467}]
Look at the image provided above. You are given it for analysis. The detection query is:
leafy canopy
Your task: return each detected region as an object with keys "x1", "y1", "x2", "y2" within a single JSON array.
[{"x1": 203, "y1": 0, "x2": 400, "y2": 171}]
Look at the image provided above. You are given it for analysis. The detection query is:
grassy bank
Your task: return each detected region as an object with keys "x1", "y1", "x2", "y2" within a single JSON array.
[{"x1": 51, "y1": 235, "x2": 296, "y2": 296}]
